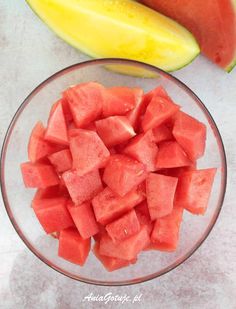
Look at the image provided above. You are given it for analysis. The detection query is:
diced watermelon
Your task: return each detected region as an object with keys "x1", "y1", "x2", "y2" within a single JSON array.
[
  {"x1": 151, "y1": 207, "x2": 183, "y2": 251},
  {"x1": 102, "y1": 87, "x2": 143, "y2": 117},
  {"x1": 63, "y1": 82, "x2": 103, "y2": 128},
  {"x1": 146, "y1": 173, "x2": 178, "y2": 219},
  {"x1": 58, "y1": 227, "x2": 90, "y2": 265},
  {"x1": 92, "y1": 186, "x2": 145, "y2": 225},
  {"x1": 93, "y1": 242, "x2": 136, "y2": 272},
  {"x1": 103, "y1": 154, "x2": 147, "y2": 197},
  {"x1": 156, "y1": 141, "x2": 192, "y2": 169},
  {"x1": 135, "y1": 201, "x2": 153, "y2": 235},
  {"x1": 28, "y1": 122, "x2": 62, "y2": 163},
  {"x1": 142, "y1": 96, "x2": 180, "y2": 132},
  {"x1": 106, "y1": 209, "x2": 140, "y2": 243},
  {"x1": 123, "y1": 130, "x2": 158, "y2": 172},
  {"x1": 49, "y1": 98, "x2": 73, "y2": 124},
  {"x1": 173, "y1": 111, "x2": 206, "y2": 161},
  {"x1": 69, "y1": 129, "x2": 110, "y2": 175},
  {"x1": 95, "y1": 116, "x2": 136, "y2": 147},
  {"x1": 48, "y1": 149, "x2": 72, "y2": 173},
  {"x1": 32, "y1": 185, "x2": 69, "y2": 207},
  {"x1": 175, "y1": 168, "x2": 216, "y2": 214},
  {"x1": 21, "y1": 162, "x2": 59, "y2": 188},
  {"x1": 45, "y1": 101, "x2": 69, "y2": 145},
  {"x1": 152, "y1": 124, "x2": 173, "y2": 144},
  {"x1": 32, "y1": 197, "x2": 74, "y2": 233},
  {"x1": 62, "y1": 169, "x2": 103, "y2": 205},
  {"x1": 99, "y1": 226, "x2": 150, "y2": 260},
  {"x1": 67, "y1": 201, "x2": 99, "y2": 239},
  {"x1": 142, "y1": 86, "x2": 171, "y2": 108}
]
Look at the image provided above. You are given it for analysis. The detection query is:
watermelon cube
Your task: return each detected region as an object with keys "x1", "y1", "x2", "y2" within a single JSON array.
[
  {"x1": 99, "y1": 226, "x2": 150, "y2": 260},
  {"x1": 32, "y1": 185, "x2": 69, "y2": 207},
  {"x1": 102, "y1": 86, "x2": 143, "y2": 117},
  {"x1": 106, "y1": 209, "x2": 140, "y2": 243},
  {"x1": 32, "y1": 197, "x2": 74, "y2": 233},
  {"x1": 93, "y1": 242, "x2": 136, "y2": 272},
  {"x1": 45, "y1": 101, "x2": 69, "y2": 145},
  {"x1": 69, "y1": 129, "x2": 110, "y2": 175},
  {"x1": 135, "y1": 201, "x2": 154, "y2": 235},
  {"x1": 63, "y1": 82, "x2": 103, "y2": 128},
  {"x1": 95, "y1": 116, "x2": 136, "y2": 147},
  {"x1": 21, "y1": 162, "x2": 59, "y2": 188},
  {"x1": 49, "y1": 98, "x2": 73, "y2": 124},
  {"x1": 142, "y1": 96, "x2": 180, "y2": 132},
  {"x1": 173, "y1": 111, "x2": 206, "y2": 161},
  {"x1": 156, "y1": 141, "x2": 193, "y2": 169},
  {"x1": 142, "y1": 86, "x2": 171, "y2": 108},
  {"x1": 175, "y1": 168, "x2": 216, "y2": 215},
  {"x1": 151, "y1": 207, "x2": 183, "y2": 251},
  {"x1": 123, "y1": 130, "x2": 158, "y2": 172},
  {"x1": 62, "y1": 169, "x2": 103, "y2": 205},
  {"x1": 152, "y1": 124, "x2": 173, "y2": 144},
  {"x1": 146, "y1": 173, "x2": 178, "y2": 220},
  {"x1": 103, "y1": 154, "x2": 147, "y2": 197},
  {"x1": 92, "y1": 186, "x2": 145, "y2": 225},
  {"x1": 48, "y1": 149, "x2": 72, "y2": 173},
  {"x1": 58, "y1": 227, "x2": 90, "y2": 265},
  {"x1": 67, "y1": 201, "x2": 99, "y2": 239}
]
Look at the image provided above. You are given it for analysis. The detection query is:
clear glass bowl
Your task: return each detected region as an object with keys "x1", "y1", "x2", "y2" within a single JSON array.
[{"x1": 0, "y1": 59, "x2": 227, "y2": 286}]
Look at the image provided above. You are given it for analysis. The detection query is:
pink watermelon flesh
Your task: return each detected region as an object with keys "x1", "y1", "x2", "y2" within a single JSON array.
[
  {"x1": 32, "y1": 197, "x2": 74, "y2": 233},
  {"x1": 48, "y1": 149, "x2": 72, "y2": 173},
  {"x1": 173, "y1": 111, "x2": 206, "y2": 161},
  {"x1": 175, "y1": 168, "x2": 217, "y2": 215},
  {"x1": 123, "y1": 130, "x2": 158, "y2": 172},
  {"x1": 156, "y1": 141, "x2": 193, "y2": 169},
  {"x1": 58, "y1": 227, "x2": 91, "y2": 265},
  {"x1": 92, "y1": 186, "x2": 145, "y2": 225},
  {"x1": 21, "y1": 162, "x2": 59, "y2": 188},
  {"x1": 69, "y1": 129, "x2": 110, "y2": 175},
  {"x1": 62, "y1": 169, "x2": 103, "y2": 205},
  {"x1": 142, "y1": 85, "x2": 171, "y2": 108},
  {"x1": 49, "y1": 98, "x2": 73, "y2": 124},
  {"x1": 99, "y1": 226, "x2": 150, "y2": 260},
  {"x1": 146, "y1": 173, "x2": 178, "y2": 220},
  {"x1": 67, "y1": 201, "x2": 99, "y2": 239},
  {"x1": 102, "y1": 86, "x2": 143, "y2": 117},
  {"x1": 45, "y1": 101, "x2": 69, "y2": 145},
  {"x1": 95, "y1": 116, "x2": 136, "y2": 147},
  {"x1": 103, "y1": 154, "x2": 147, "y2": 197},
  {"x1": 63, "y1": 82, "x2": 103, "y2": 128},
  {"x1": 106, "y1": 209, "x2": 140, "y2": 243},
  {"x1": 152, "y1": 124, "x2": 173, "y2": 144},
  {"x1": 158, "y1": 164, "x2": 196, "y2": 178}
]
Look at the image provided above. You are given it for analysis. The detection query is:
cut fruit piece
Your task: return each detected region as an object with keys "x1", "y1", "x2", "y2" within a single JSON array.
[
  {"x1": 28, "y1": 122, "x2": 62, "y2": 163},
  {"x1": 106, "y1": 209, "x2": 140, "y2": 243},
  {"x1": 49, "y1": 98, "x2": 73, "y2": 124},
  {"x1": 173, "y1": 111, "x2": 206, "y2": 161},
  {"x1": 103, "y1": 154, "x2": 147, "y2": 197},
  {"x1": 152, "y1": 124, "x2": 173, "y2": 144},
  {"x1": 156, "y1": 141, "x2": 192, "y2": 169},
  {"x1": 45, "y1": 101, "x2": 69, "y2": 145},
  {"x1": 142, "y1": 96, "x2": 180, "y2": 132},
  {"x1": 67, "y1": 201, "x2": 99, "y2": 239},
  {"x1": 32, "y1": 197, "x2": 74, "y2": 233},
  {"x1": 93, "y1": 242, "x2": 136, "y2": 272},
  {"x1": 95, "y1": 116, "x2": 136, "y2": 147},
  {"x1": 146, "y1": 173, "x2": 178, "y2": 219},
  {"x1": 58, "y1": 227, "x2": 90, "y2": 265},
  {"x1": 142, "y1": 86, "x2": 170, "y2": 108},
  {"x1": 62, "y1": 169, "x2": 103, "y2": 205},
  {"x1": 135, "y1": 201, "x2": 154, "y2": 235},
  {"x1": 175, "y1": 168, "x2": 216, "y2": 215},
  {"x1": 48, "y1": 149, "x2": 72, "y2": 173},
  {"x1": 32, "y1": 185, "x2": 69, "y2": 206},
  {"x1": 123, "y1": 130, "x2": 158, "y2": 172},
  {"x1": 26, "y1": 0, "x2": 200, "y2": 72},
  {"x1": 92, "y1": 186, "x2": 145, "y2": 225},
  {"x1": 21, "y1": 162, "x2": 59, "y2": 188},
  {"x1": 63, "y1": 82, "x2": 103, "y2": 128},
  {"x1": 102, "y1": 87, "x2": 143, "y2": 117},
  {"x1": 69, "y1": 129, "x2": 110, "y2": 175},
  {"x1": 99, "y1": 226, "x2": 150, "y2": 260},
  {"x1": 151, "y1": 206, "x2": 183, "y2": 251},
  {"x1": 141, "y1": 0, "x2": 236, "y2": 72}
]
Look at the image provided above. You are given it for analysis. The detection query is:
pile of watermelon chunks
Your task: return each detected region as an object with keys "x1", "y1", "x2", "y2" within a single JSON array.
[{"x1": 21, "y1": 82, "x2": 216, "y2": 272}]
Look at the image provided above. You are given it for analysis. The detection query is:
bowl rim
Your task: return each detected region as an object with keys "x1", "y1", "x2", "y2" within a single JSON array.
[{"x1": 0, "y1": 58, "x2": 227, "y2": 286}]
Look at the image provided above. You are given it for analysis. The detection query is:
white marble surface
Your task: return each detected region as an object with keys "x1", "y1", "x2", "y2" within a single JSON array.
[{"x1": 0, "y1": 1, "x2": 236, "y2": 308}]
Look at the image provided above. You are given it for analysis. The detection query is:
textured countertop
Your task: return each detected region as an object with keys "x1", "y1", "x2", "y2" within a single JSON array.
[{"x1": 0, "y1": 1, "x2": 236, "y2": 308}]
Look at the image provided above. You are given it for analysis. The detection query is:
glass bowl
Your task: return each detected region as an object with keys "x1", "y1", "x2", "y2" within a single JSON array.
[{"x1": 0, "y1": 58, "x2": 227, "y2": 286}]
